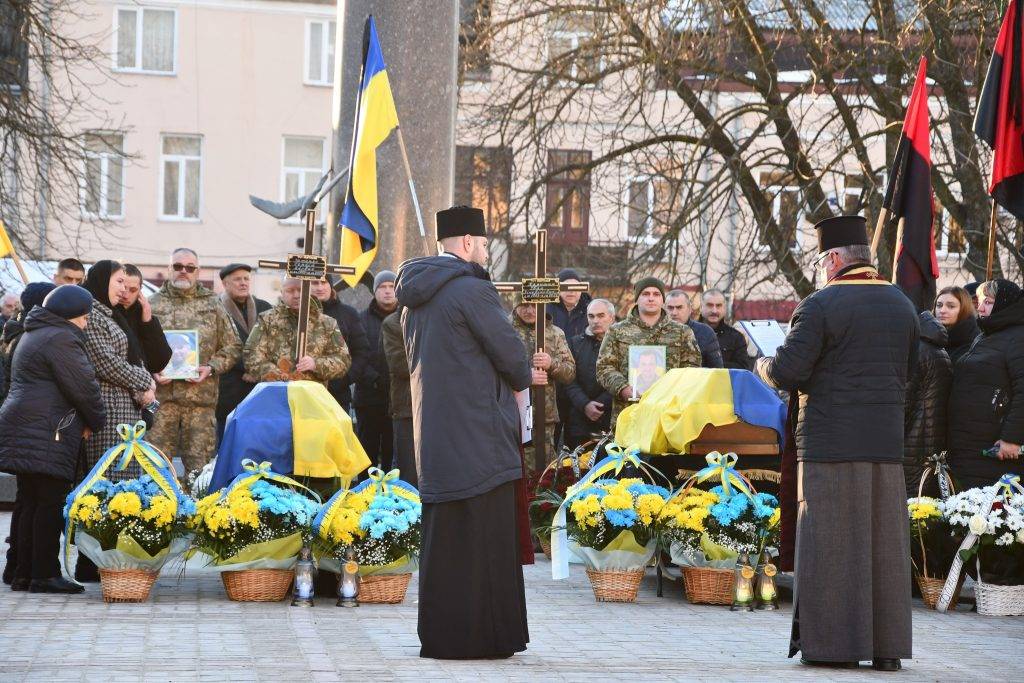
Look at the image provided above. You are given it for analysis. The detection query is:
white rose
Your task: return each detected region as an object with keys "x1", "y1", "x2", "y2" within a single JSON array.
[
  {"x1": 969, "y1": 514, "x2": 988, "y2": 535},
  {"x1": 1017, "y1": 529, "x2": 1024, "y2": 544}
]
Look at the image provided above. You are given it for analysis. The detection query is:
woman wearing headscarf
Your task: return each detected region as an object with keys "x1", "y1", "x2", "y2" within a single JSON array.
[
  {"x1": 933, "y1": 286, "x2": 980, "y2": 364},
  {"x1": 947, "y1": 279, "x2": 1024, "y2": 489}
]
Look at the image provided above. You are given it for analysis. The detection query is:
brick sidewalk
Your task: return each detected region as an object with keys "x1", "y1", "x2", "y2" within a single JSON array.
[{"x1": 0, "y1": 512, "x2": 1019, "y2": 682}]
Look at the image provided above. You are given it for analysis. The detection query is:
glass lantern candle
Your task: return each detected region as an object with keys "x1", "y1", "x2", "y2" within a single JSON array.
[
  {"x1": 291, "y1": 546, "x2": 315, "y2": 607},
  {"x1": 337, "y1": 546, "x2": 360, "y2": 608},
  {"x1": 756, "y1": 550, "x2": 779, "y2": 611},
  {"x1": 730, "y1": 552, "x2": 755, "y2": 612}
]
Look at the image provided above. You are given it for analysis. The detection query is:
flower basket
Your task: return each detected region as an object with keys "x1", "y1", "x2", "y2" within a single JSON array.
[
  {"x1": 529, "y1": 442, "x2": 596, "y2": 553},
  {"x1": 585, "y1": 568, "x2": 645, "y2": 602},
  {"x1": 359, "y1": 572, "x2": 413, "y2": 604},
  {"x1": 221, "y1": 568, "x2": 294, "y2": 602},
  {"x1": 681, "y1": 566, "x2": 735, "y2": 605},
  {"x1": 916, "y1": 572, "x2": 963, "y2": 611},
  {"x1": 313, "y1": 468, "x2": 421, "y2": 598},
  {"x1": 98, "y1": 568, "x2": 159, "y2": 603},
  {"x1": 975, "y1": 576, "x2": 1024, "y2": 616},
  {"x1": 538, "y1": 534, "x2": 552, "y2": 559}
]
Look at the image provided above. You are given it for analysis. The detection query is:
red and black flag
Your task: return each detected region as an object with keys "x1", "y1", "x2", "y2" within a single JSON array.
[
  {"x1": 974, "y1": 0, "x2": 1024, "y2": 219},
  {"x1": 884, "y1": 57, "x2": 939, "y2": 312}
]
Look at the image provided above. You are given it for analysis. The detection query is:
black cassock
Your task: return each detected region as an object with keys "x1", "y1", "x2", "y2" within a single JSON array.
[{"x1": 417, "y1": 480, "x2": 528, "y2": 659}]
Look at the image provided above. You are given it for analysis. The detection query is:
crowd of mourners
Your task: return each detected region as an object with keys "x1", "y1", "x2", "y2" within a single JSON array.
[{"x1": 0, "y1": 252, "x2": 1020, "y2": 597}]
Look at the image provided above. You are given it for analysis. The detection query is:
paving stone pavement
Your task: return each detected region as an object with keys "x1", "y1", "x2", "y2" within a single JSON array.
[{"x1": 0, "y1": 511, "x2": 1020, "y2": 682}]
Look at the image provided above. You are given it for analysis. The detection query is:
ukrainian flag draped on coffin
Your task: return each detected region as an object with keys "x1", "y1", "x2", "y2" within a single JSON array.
[{"x1": 338, "y1": 15, "x2": 399, "y2": 288}]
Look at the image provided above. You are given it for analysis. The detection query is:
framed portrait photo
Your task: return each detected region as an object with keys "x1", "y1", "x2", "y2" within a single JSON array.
[
  {"x1": 628, "y1": 344, "x2": 667, "y2": 400},
  {"x1": 162, "y1": 329, "x2": 200, "y2": 380}
]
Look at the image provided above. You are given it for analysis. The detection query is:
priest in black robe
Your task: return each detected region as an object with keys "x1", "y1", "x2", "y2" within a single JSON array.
[{"x1": 396, "y1": 206, "x2": 535, "y2": 659}]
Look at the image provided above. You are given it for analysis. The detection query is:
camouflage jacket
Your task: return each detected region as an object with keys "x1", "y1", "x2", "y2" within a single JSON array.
[
  {"x1": 596, "y1": 307, "x2": 701, "y2": 424},
  {"x1": 243, "y1": 299, "x2": 351, "y2": 385},
  {"x1": 150, "y1": 282, "x2": 241, "y2": 408},
  {"x1": 511, "y1": 314, "x2": 575, "y2": 425}
]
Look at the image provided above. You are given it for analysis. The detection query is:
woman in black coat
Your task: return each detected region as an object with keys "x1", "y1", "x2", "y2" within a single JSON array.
[
  {"x1": 0, "y1": 286, "x2": 106, "y2": 593},
  {"x1": 118, "y1": 264, "x2": 172, "y2": 373},
  {"x1": 934, "y1": 286, "x2": 980, "y2": 365},
  {"x1": 903, "y1": 312, "x2": 952, "y2": 497},
  {"x1": 947, "y1": 279, "x2": 1024, "y2": 490}
]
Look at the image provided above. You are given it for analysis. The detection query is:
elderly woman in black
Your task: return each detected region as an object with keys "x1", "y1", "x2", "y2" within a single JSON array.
[
  {"x1": 0, "y1": 286, "x2": 105, "y2": 593},
  {"x1": 947, "y1": 279, "x2": 1024, "y2": 490}
]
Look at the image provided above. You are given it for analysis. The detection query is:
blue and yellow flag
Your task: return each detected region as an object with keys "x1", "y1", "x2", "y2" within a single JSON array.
[{"x1": 338, "y1": 16, "x2": 399, "y2": 288}]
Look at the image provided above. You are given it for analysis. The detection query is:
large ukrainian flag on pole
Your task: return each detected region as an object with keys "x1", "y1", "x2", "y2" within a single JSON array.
[{"x1": 339, "y1": 15, "x2": 399, "y2": 288}]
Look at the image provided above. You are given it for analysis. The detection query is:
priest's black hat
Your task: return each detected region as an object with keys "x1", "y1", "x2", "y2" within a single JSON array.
[
  {"x1": 436, "y1": 205, "x2": 486, "y2": 241},
  {"x1": 815, "y1": 215, "x2": 869, "y2": 253}
]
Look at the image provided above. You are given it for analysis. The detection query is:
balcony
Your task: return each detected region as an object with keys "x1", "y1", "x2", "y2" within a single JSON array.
[{"x1": 506, "y1": 240, "x2": 630, "y2": 287}]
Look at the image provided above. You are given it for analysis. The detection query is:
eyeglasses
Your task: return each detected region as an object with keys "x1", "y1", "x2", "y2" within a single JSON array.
[
  {"x1": 172, "y1": 263, "x2": 198, "y2": 273},
  {"x1": 812, "y1": 251, "x2": 832, "y2": 268}
]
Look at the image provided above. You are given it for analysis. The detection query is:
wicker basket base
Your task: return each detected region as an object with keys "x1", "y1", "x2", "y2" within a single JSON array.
[
  {"x1": 358, "y1": 573, "x2": 413, "y2": 604},
  {"x1": 538, "y1": 535, "x2": 552, "y2": 560},
  {"x1": 99, "y1": 569, "x2": 158, "y2": 603},
  {"x1": 681, "y1": 566, "x2": 735, "y2": 605},
  {"x1": 221, "y1": 569, "x2": 293, "y2": 602},
  {"x1": 917, "y1": 573, "x2": 963, "y2": 610},
  {"x1": 585, "y1": 568, "x2": 644, "y2": 602},
  {"x1": 976, "y1": 581, "x2": 1024, "y2": 616}
]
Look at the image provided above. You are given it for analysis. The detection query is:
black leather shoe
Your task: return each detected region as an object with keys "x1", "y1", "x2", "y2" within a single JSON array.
[
  {"x1": 800, "y1": 658, "x2": 859, "y2": 669},
  {"x1": 872, "y1": 659, "x2": 902, "y2": 672},
  {"x1": 28, "y1": 577, "x2": 84, "y2": 594},
  {"x1": 10, "y1": 578, "x2": 30, "y2": 591},
  {"x1": 2, "y1": 563, "x2": 15, "y2": 585}
]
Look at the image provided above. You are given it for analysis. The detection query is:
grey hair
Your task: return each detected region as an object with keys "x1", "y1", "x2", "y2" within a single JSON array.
[
  {"x1": 171, "y1": 247, "x2": 198, "y2": 261},
  {"x1": 588, "y1": 297, "x2": 616, "y2": 317},
  {"x1": 833, "y1": 244, "x2": 871, "y2": 265},
  {"x1": 666, "y1": 289, "x2": 688, "y2": 300},
  {"x1": 702, "y1": 288, "x2": 726, "y2": 303}
]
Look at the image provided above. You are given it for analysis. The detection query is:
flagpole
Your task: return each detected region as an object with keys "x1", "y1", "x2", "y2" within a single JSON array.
[
  {"x1": 869, "y1": 207, "x2": 890, "y2": 261},
  {"x1": 891, "y1": 218, "x2": 906, "y2": 283},
  {"x1": 985, "y1": 202, "x2": 999, "y2": 280},
  {"x1": 394, "y1": 126, "x2": 433, "y2": 256}
]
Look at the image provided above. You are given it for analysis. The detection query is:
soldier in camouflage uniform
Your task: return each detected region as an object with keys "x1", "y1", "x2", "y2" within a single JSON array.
[
  {"x1": 509, "y1": 296, "x2": 575, "y2": 470},
  {"x1": 597, "y1": 276, "x2": 701, "y2": 426},
  {"x1": 244, "y1": 277, "x2": 351, "y2": 386},
  {"x1": 148, "y1": 248, "x2": 242, "y2": 477}
]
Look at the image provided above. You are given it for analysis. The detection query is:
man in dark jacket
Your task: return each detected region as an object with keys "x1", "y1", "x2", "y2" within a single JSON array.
[
  {"x1": 355, "y1": 271, "x2": 398, "y2": 470},
  {"x1": 548, "y1": 268, "x2": 591, "y2": 442},
  {"x1": 756, "y1": 216, "x2": 918, "y2": 671},
  {"x1": 396, "y1": 205, "x2": 534, "y2": 660},
  {"x1": 381, "y1": 305, "x2": 415, "y2": 486},
  {"x1": 666, "y1": 289, "x2": 723, "y2": 368},
  {"x1": 215, "y1": 263, "x2": 272, "y2": 443},
  {"x1": 563, "y1": 298, "x2": 615, "y2": 448},
  {"x1": 0, "y1": 285, "x2": 105, "y2": 593},
  {"x1": 119, "y1": 264, "x2": 173, "y2": 374},
  {"x1": 700, "y1": 289, "x2": 753, "y2": 370},
  {"x1": 904, "y1": 311, "x2": 952, "y2": 497},
  {"x1": 313, "y1": 277, "x2": 370, "y2": 414}
]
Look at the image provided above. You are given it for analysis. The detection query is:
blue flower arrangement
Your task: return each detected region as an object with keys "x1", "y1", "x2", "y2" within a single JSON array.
[{"x1": 703, "y1": 486, "x2": 780, "y2": 555}]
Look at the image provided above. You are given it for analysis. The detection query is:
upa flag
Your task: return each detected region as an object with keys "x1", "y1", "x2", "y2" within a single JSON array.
[
  {"x1": 885, "y1": 57, "x2": 939, "y2": 312},
  {"x1": 338, "y1": 16, "x2": 399, "y2": 288},
  {"x1": 974, "y1": 0, "x2": 1024, "y2": 219}
]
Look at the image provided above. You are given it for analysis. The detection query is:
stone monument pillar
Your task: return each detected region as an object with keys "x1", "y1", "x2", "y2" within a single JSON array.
[{"x1": 326, "y1": 1, "x2": 459, "y2": 283}]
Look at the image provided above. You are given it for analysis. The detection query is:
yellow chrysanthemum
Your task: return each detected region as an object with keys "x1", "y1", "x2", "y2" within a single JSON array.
[
  {"x1": 602, "y1": 488, "x2": 633, "y2": 511},
  {"x1": 141, "y1": 495, "x2": 176, "y2": 528},
  {"x1": 636, "y1": 493, "x2": 666, "y2": 525},
  {"x1": 108, "y1": 492, "x2": 142, "y2": 518},
  {"x1": 570, "y1": 494, "x2": 602, "y2": 528}
]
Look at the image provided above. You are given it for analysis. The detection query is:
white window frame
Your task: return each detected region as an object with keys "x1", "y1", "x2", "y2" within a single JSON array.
[
  {"x1": 112, "y1": 6, "x2": 178, "y2": 76},
  {"x1": 279, "y1": 136, "x2": 328, "y2": 225},
  {"x1": 304, "y1": 19, "x2": 335, "y2": 87},
  {"x1": 547, "y1": 27, "x2": 604, "y2": 87},
  {"x1": 80, "y1": 132, "x2": 126, "y2": 220},
  {"x1": 158, "y1": 134, "x2": 203, "y2": 222},
  {"x1": 759, "y1": 184, "x2": 803, "y2": 252},
  {"x1": 622, "y1": 174, "x2": 673, "y2": 245}
]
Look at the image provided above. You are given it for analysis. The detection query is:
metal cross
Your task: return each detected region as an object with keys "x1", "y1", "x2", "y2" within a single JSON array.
[
  {"x1": 258, "y1": 204, "x2": 356, "y2": 362},
  {"x1": 494, "y1": 229, "x2": 590, "y2": 471}
]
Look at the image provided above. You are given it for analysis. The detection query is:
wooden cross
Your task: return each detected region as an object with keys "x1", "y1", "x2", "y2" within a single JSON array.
[
  {"x1": 258, "y1": 205, "x2": 356, "y2": 362},
  {"x1": 494, "y1": 229, "x2": 590, "y2": 472}
]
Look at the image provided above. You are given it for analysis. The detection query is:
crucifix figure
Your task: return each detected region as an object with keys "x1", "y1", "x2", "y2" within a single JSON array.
[
  {"x1": 256, "y1": 180, "x2": 356, "y2": 365},
  {"x1": 494, "y1": 229, "x2": 590, "y2": 471}
]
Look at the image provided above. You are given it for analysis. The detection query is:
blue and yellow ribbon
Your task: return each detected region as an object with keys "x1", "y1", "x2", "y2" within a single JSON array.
[
  {"x1": 219, "y1": 459, "x2": 322, "y2": 505},
  {"x1": 312, "y1": 468, "x2": 419, "y2": 540},
  {"x1": 997, "y1": 473, "x2": 1024, "y2": 500},
  {"x1": 694, "y1": 451, "x2": 753, "y2": 500},
  {"x1": 62, "y1": 421, "x2": 184, "y2": 582}
]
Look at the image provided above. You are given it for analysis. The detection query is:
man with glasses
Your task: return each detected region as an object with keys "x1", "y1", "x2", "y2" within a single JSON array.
[{"x1": 148, "y1": 248, "x2": 241, "y2": 480}]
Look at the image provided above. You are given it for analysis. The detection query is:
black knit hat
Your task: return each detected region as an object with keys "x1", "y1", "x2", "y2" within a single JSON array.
[
  {"x1": 558, "y1": 268, "x2": 582, "y2": 282},
  {"x1": 815, "y1": 216, "x2": 869, "y2": 253},
  {"x1": 20, "y1": 282, "x2": 56, "y2": 311},
  {"x1": 42, "y1": 285, "x2": 93, "y2": 320},
  {"x1": 436, "y1": 206, "x2": 486, "y2": 241},
  {"x1": 988, "y1": 279, "x2": 1023, "y2": 316},
  {"x1": 634, "y1": 276, "x2": 666, "y2": 300}
]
